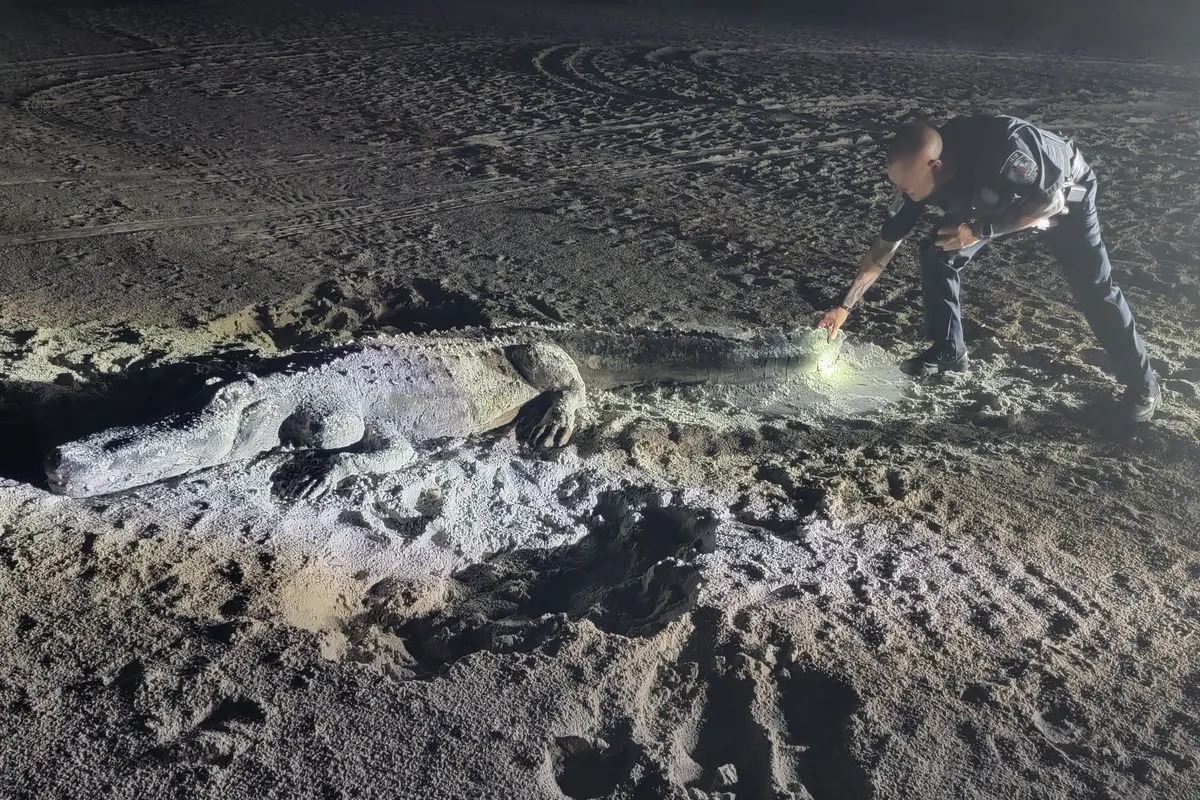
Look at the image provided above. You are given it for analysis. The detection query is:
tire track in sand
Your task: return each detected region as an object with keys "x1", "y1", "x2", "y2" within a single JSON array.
[{"x1": 0, "y1": 128, "x2": 874, "y2": 246}]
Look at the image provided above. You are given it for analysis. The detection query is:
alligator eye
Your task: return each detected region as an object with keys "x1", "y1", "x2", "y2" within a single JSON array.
[{"x1": 103, "y1": 434, "x2": 137, "y2": 453}]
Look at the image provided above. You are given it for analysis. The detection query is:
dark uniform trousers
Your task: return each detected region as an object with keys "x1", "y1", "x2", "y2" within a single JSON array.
[{"x1": 917, "y1": 169, "x2": 1154, "y2": 388}]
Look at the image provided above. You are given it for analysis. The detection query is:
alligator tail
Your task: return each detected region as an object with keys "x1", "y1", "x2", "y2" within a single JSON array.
[{"x1": 554, "y1": 328, "x2": 843, "y2": 390}]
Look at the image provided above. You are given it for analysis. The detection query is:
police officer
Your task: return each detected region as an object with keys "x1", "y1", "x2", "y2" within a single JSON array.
[{"x1": 817, "y1": 115, "x2": 1161, "y2": 424}]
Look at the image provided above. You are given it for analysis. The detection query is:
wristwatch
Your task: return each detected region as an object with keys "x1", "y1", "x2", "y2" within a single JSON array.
[{"x1": 838, "y1": 303, "x2": 852, "y2": 312}]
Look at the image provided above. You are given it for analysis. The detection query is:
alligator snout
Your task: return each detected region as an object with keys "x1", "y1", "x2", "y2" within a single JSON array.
[
  {"x1": 45, "y1": 446, "x2": 97, "y2": 497},
  {"x1": 45, "y1": 448, "x2": 71, "y2": 495}
]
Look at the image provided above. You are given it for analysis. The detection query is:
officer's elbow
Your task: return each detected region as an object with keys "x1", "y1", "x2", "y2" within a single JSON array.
[{"x1": 1032, "y1": 191, "x2": 1065, "y2": 218}]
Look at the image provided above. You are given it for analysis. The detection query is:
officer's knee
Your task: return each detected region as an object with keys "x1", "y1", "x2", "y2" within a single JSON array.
[{"x1": 1057, "y1": 251, "x2": 1111, "y2": 288}]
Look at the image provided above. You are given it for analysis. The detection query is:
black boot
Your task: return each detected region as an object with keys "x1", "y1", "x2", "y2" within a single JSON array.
[
  {"x1": 1122, "y1": 376, "x2": 1162, "y2": 424},
  {"x1": 900, "y1": 343, "x2": 969, "y2": 377}
]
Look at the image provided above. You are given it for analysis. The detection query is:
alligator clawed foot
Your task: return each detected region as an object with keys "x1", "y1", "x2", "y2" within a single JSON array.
[{"x1": 528, "y1": 406, "x2": 575, "y2": 448}]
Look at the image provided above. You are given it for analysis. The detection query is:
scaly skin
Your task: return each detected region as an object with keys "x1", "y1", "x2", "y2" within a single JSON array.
[{"x1": 45, "y1": 327, "x2": 839, "y2": 499}]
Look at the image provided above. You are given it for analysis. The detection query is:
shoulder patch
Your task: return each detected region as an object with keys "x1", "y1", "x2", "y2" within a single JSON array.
[
  {"x1": 1002, "y1": 150, "x2": 1039, "y2": 185},
  {"x1": 887, "y1": 189, "x2": 906, "y2": 216}
]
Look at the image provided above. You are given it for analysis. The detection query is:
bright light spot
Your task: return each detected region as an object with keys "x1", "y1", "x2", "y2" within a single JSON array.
[
  {"x1": 815, "y1": 330, "x2": 846, "y2": 375},
  {"x1": 818, "y1": 348, "x2": 841, "y2": 375}
]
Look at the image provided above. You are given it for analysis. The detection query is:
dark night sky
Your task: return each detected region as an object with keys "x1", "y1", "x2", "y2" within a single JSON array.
[
  {"x1": 622, "y1": 0, "x2": 1200, "y2": 58},
  {"x1": 9, "y1": 0, "x2": 1199, "y2": 59}
]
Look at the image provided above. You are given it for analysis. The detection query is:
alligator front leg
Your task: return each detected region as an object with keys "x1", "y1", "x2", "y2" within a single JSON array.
[
  {"x1": 506, "y1": 343, "x2": 587, "y2": 448},
  {"x1": 294, "y1": 432, "x2": 416, "y2": 500}
]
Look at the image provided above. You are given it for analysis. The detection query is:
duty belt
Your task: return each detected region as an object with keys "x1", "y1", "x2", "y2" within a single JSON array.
[
  {"x1": 1062, "y1": 144, "x2": 1089, "y2": 205},
  {"x1": 1046, "y1": 128, "x2": 1090, "y2": 205}
]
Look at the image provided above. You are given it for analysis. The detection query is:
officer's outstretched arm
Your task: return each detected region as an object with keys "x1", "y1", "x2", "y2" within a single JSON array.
[
  {"x1": 843, "y1": 236, "x2": 902, "y2": 309},
  {"x1": 817, "y1": 235, "x2": 902, "y2": 340}
]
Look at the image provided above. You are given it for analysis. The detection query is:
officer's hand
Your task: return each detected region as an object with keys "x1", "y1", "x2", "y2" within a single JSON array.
[
  {"x1": 935, "y1": 223, "x2": 980, "y2": 251},
  {"x1": 816, "y1": 307, "x2": 849, "y2": 342}
]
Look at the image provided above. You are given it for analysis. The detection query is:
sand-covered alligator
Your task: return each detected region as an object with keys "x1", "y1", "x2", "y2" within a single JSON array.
[{"x1": 45, "y1": 327, "x2": 842, "y2": 498}]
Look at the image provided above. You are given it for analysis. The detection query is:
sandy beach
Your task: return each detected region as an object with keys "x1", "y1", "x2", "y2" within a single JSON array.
[{"x1": 1, "y1": 2, "x2": 1198, "y2": 798}]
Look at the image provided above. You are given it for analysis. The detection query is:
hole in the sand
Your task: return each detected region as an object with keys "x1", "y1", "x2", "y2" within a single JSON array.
[
  {"x1": 219, "y1": 593, "x2": 250, "y2": 617},
  {"x1": 552, "y1": 735, "x2": 637, "y2": 799},
  {"x1": 688, "y1": 672, "x2": 775, "y2": 797},
  {"x1": 350, "y1": 489, "x2": 716, "y2": 677},
  {"x1": 110, "y1": 659, "x2": 143, "y2": 700},
  {"x1": 777, "y1": 668, "x2": 872, "y2": 800},
  {"x1": 202, "y1": 621, "x2": 244, "y2": 645},
  {"x1": 199, "y1": 698, "x2": 267, "y2": 732},
  {"x1": 147, "y1": 575, "x2": 180, "y2": 596}
]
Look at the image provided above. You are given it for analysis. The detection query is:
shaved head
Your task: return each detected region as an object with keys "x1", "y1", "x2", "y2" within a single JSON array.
[
  {"x1": 887, "y1": 121, "x2": 943, "y2": 165},
  {"x1": 886, "y1": 121, "x2": 946, "y2": 202}
]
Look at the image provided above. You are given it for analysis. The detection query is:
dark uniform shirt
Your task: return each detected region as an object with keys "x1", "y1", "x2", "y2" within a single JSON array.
[{"x1": 880, "y1": 115, "x2": 1081, "y2": 243}]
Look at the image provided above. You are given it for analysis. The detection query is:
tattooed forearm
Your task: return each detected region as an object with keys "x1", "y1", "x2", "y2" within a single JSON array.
[
  {"x1": 842, "y1": 236, "x2": 901, "y2": 309},
  {"x1": 867, "y1": 236, "x2": 903, "y2": 268}
]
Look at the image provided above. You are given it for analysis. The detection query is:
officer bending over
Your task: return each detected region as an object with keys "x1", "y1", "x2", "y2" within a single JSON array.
[{"x1": 819, "y1": 115, "x2": 1161, "y2": 424}]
